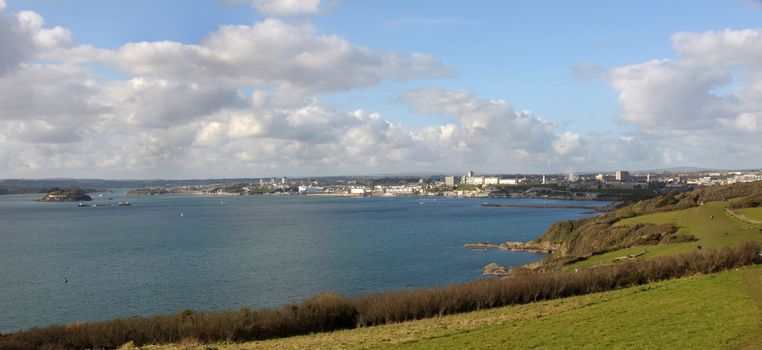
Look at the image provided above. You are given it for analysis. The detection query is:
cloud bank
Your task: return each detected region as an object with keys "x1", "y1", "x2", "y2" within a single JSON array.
[
  {"x1": 0, "y1": 4, "x2": 760, "y2": 178},
  {"x1": 607, "y1": 28, "x2": 762, "y2": 168}
]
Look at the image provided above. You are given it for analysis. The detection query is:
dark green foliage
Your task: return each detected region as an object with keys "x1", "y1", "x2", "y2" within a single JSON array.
[
  {"x1": 728, "y1": 193, "x2": 762, "y2": 209},
  {"x1": 531, "y1": 181, "x2": 762, "y2": 261},
  {"x1": 355, "y1": 243, "x2": 760, "y2": 326},
  {"x1": 655, "y1": 190, "x2": 680, "y2": 208},
  {"x1": 660, "y1": 234, "x2": 698, "y2": 244},
  {"x1": 537, "y1": 220, "x2": 678, "y2": 258},
  {"x1": 39, "y1": 187, "x2": 93, "y2": 201},
  {"x1": 1, "y1": 244, "x2": 759, "y2": 350}
]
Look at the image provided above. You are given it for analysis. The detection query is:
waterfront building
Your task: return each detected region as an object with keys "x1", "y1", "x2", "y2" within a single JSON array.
[
  {"x1": 384, "y1": 185, "x2": 419, "y2": 196},
  {"x1": 465, "y1": 176, "x2": 485, "y2": 185},
  {"x1": 615, "y1": 170, "x2": 630, "y2": 182},
  {"x1": 484, "y1": 177, "x2": 500, "y2": 185},
  {"x1": 444, "y1": 176, "x2": 457, "y2": 186},
  {"x1": 498, "y1": 178, "x2": 518, "y2": 185},
  {"x1": 298, "y1": 185, "x2": 325, "y2": 194}
]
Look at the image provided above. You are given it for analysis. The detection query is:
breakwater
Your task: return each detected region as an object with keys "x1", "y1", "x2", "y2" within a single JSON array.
[{"x1": 480, "y1": 202, "x2": 617, "y2": 212}]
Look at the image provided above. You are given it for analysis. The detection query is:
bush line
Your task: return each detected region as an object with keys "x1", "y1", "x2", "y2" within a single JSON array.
[{"x1": 1, "y1": 242, "x2": 760, "y2": 350}]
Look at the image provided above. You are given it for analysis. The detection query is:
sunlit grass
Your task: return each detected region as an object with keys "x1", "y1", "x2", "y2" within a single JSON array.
[
  {"x1": 568, "y1": 201, "x2": 762, "y2": 269},
  {"x1": 142, "y1": 266, "x2": 762, "y2": 350},
  {"x1": 738, "y1": 207, "x2": 762, "y2": 222}
]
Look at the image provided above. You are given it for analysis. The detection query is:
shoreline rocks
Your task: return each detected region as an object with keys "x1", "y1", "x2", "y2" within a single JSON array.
[
  {"x1": 464, "y1": 241, "x2": 556, "y2": 254},
  {"x1": 482, "y1": 263, "x2": 510, "y2": 276}
]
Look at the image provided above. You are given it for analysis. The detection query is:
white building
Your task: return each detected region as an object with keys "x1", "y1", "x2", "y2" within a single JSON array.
[
  {"x1": 384, "y1": 186, "x2": 419, "y2": 196},
  {"x1": 350, "y1": 187, "x2": 369, "y2": 196},
  {"x1": 298, "y1": 185, "x2": 324, "y2": 194},
  {"x1": 484, "y1": 177, "x2": 500, "y2": 185},
  {"x1": 499, "y1": 178, "x2": 518, "y2": 185}
]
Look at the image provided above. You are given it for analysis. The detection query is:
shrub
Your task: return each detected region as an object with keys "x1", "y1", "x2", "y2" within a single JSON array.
[
  {"x1": 728, "y1": 193, "x2": 762, "y2": 209},
  {"x1": 1, "y1": 243, "x2": 759, "y2": 349},
  {"x1": 355, "y1": 242, "x2": 760, "y2": 326}
]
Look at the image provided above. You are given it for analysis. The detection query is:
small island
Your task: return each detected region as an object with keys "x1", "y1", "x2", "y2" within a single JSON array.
[{"x1": 39, "y1": 187, "x2": 92, "y2": 202}]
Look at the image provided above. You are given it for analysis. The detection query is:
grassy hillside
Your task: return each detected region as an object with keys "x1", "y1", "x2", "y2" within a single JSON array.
[
  {"x1": 737, "y1": 208, "x2": 762, "y2": 222},
  {"x1": 141, "y1": 265, "x2": 762, "y2": 350},
  {"x1": 568, "y1": 201, "x2": 762, "y2": 269},
  {"x1": 530, "y1": 181, "x2": 762, "y2": 268}
]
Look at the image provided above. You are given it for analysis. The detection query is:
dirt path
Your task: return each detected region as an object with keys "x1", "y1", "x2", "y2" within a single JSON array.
[{"x1": 726, "y1": 208, "x2": 762, "y2": 226}]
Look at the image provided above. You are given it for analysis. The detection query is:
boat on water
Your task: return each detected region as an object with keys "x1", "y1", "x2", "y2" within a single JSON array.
[
  {"x1": 117, "y1": 201, "x2": 131, "y2": 206},
  {"x1": 77, "y1": 203, "x2": 88, "y2": 207}
]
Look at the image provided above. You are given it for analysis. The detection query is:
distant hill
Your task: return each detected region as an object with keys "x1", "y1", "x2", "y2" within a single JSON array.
[{"x1": 0, "y1": 184, "x2": 45, "y2": 195}]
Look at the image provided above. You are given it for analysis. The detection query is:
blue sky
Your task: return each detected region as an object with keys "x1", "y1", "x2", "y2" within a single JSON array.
[
  {"x1": 1, "y1": 0, "x2": 761, "y2": 177},
  {"x1": 8, "y1": 0, "x2": 758, "y2": 129}
]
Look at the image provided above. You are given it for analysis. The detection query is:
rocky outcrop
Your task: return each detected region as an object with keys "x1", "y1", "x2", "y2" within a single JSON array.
[
  {"x1": 464, "y1": 241, "x2": 556, "y2": 253},
  {"x1": 482, "y1": 263, "x2": 510, "y2": 276}
]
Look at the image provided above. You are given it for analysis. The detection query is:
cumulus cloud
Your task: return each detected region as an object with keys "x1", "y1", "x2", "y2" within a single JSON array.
[
  {"x1": 252, "y1": 0, "x2": 323, "y2": 16},
  {"x1": 401, "y1": 87, "x2": 556, "y2": 152},
  {"x1": 0, "y1": 7, "x2": 34, "y2": 75},
  {"x1": 102, "y1": 19, "x2": 448, "y2": 99},
  {"x1": 0, "y1": 2, "x2": 684, "y2": 177},
  {"x1": 606, "y1": 28, "x2": 762, "y2": 167},
  {"x1": 99, "y1": 79, "x2": 248, "y2": 128}
]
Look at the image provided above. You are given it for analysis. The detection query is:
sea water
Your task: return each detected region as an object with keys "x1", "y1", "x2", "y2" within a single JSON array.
[{"x1": 0, "y1": 192, "x2": 608, "y2": 332}]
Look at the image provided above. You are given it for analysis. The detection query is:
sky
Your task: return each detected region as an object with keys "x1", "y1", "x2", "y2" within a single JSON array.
[{"x1": 0, "y1": 0, "x2": 761, "y2": 179}]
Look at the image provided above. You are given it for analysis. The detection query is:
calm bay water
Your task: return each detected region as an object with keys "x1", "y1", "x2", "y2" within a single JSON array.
[{"x1": 0, "y1": 192, "x2": 607, "y2": 332}]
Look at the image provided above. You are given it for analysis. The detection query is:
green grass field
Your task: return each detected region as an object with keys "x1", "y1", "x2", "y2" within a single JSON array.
[
  {"x1": 568, "y1": 201, "x2": 762, "y2": 269},
  {"x1": 141, "y1": 265, "x2": 762, "y2": 350},
  {"x1": 738, "y1": 207, "x2": 762, "y2": 222}
]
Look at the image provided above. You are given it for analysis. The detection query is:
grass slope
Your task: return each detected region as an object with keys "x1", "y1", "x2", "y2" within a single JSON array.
[
  {"x1": 569, "y1": 201, "x2": 762, "y2": 269},
  {"x1": 738, "y1": 207, "x2": 762, "y2": 222},
  {"x1": 143, "y1": 266, "x2": 762, "y2": 350}
]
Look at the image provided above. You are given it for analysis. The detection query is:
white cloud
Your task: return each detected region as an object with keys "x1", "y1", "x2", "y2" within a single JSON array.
[
  {"x1": 401, "y1": 87, "x2": 556, "y2": 152},
  {"x1": 99, "y1": 78, "x2": 247, "y2": 128},
  {"x1": 0, "y1": 7, "x2": 34, "y2": 75},
  {"x1": 607, "y1": 28, "x2": 762, "y2": 167},
  {"x1": 671, "y1": 29, "x2": 762, "y2": 68},
  {"x1": 552, "y1": 132, "x2": 582, "y2": 156},
  {"x1": 252, "y1": 0, "x2": 323, "y2": 16},
  {"x1": 0, "y1": 64, "x2": 106, "y2": 121},
  {"x1": 5, "y1": 6, "x2": 757, "y2": 178},
  {"x1": 102, "y1": 19, "x2": 448, "y2": 99}
]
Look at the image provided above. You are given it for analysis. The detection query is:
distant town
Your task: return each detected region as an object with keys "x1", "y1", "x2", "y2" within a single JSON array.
[
  {"x1": 102, "y1": 168, "x2": 762, "y2": 202},
  {"x1": 2, "y1": 168, "x2": 761, "y2": 202}
]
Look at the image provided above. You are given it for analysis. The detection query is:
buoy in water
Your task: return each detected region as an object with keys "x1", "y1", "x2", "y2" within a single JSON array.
[{"x1": 64, "y1": 278, "x2": 68, "y2": 283}]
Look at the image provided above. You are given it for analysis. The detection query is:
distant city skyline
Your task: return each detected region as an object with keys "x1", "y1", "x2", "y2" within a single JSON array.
[{"x1": 1, "y1": 0, "x2": 761, "y2": 179}]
